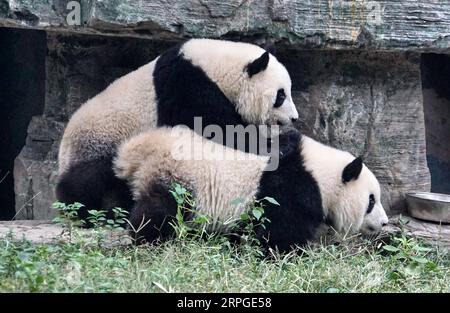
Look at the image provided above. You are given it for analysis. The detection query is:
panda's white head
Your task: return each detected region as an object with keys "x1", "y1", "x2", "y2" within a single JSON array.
[
  {"x1": 301, "y1": 136, "x2": 388, "y2": 236},
  {"x1": 240, "y1": 50, "x2": 299, "y2": 126},
  {"x1": 181, "y1": 39, "x2": 299, "y2": 126},
  {"x1": 326, "y1": 157, "x2": 389, "y2": 236}
]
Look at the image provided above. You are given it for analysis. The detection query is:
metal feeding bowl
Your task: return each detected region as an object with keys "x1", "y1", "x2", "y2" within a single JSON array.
[{"x1": 406, "y1": 192, "x2": 450, "y2": 224}]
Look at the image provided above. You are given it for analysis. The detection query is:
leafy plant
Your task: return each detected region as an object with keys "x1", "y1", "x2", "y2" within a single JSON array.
[
  {"x1": 242, "y1": 196, "x2": 278, "y2": 224},
  {"x1": 237, "y1": 196, "x2": 277, "y2": 248},
  {"x1": 168, "y1": 182, "x2": 210, "y2": 240},
  {"x1": 167, "y1": 182, "x2": 280, "y2": 252},
  {"x1": 87, "y1": 207, "x2": 127, "y2": 230},
  {"x1": 88, "y1": 207, "x2": 129, "y2": 247},
  {"x1": 110, "y1": 207, "x2": 128, "y2": 230},
  {"x1": 52, "y1": 202, "x2": 128, "y2": 247},
  {"x1": 382, "y1": 235, "x2": 436, "y2": 280},
  {"x1": 52, "y1": 202, "x2": 85, "y2": 242}
]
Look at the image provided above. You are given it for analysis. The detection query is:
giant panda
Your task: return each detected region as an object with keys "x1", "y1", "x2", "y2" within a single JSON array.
[
  {"x1": 56, "y1": 39, "x2": 299, "y2": 221},
  {"x1": 113, "y1": 126, "x2": 389, "y2": 253}
]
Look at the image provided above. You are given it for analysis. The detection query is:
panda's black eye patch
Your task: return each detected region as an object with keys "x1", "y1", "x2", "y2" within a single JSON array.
[
  {"x1": 274, "y1": 89, "x2": 286, "y2": 108},
  {"x1": 367, "y1": 194, "x2": 375, "y2": 214}
]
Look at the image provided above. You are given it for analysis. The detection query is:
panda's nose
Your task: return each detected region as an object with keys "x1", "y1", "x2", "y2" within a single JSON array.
[
  {"x1": 382, "y1": 221, "x2": 388, "y2": 227},
  {"x1": 291, "y1": 117, "x2": 298, "y2": 123}
]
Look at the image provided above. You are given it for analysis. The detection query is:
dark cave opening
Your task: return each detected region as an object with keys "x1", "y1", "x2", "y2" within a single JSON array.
[
  {"x1": 421, "y1": 53, "x2": 450, "y2": 194},
  {"x1": 0, "y1": 28, "x2": 46, "y2": 220}
]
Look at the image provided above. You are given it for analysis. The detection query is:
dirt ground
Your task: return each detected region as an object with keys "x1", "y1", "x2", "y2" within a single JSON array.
[
  {"x1": 0, "y1": 220, "x2": 131, "y2": 245},
  {"x1": 0, "y1": 216, "x2": 449, "y2": 250},
  {"x1": 0, "y1": 220, "x2": 63, "y2": 243}
]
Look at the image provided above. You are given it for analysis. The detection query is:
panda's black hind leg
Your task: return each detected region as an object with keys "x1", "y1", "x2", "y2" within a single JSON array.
[
  {"x1": 55, "y1": 158, "x2": 133, "y2": 227},
  {"x1": 129, "y1": 182, "x2": 178, "y2": 245}
]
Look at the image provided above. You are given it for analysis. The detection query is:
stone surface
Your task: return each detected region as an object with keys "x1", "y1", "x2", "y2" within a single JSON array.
[
  {"x1": 280, "y1": 49, "x2": 431, "y2": 213},
  {"x1": 10, "y1": 32, "x2": 431, "y2": 219},
  {"x1": 0, "y1": 220, "x2": 130, "y2": 245},
  {"x1": 0, "y1": 220, "x2": 63, "y2": 243},
  {"x1": 13, "y1": 33, "x2": 174, "y2": 220},
  {"x1": 1, "y1": 218, "x2": 448, "y2": 252},
  {"x1": 0, "y1": 1, "x2": 441, "y2": 222},
  {"x1": 386, "y1": 215, "x2": 450, "y2": 251},
  {"x1": 1, "y1": 0, "x2": 450, "y2": 53},
  {"x1": 13, "y1": 116, "x2": 64, "y2": 220}
]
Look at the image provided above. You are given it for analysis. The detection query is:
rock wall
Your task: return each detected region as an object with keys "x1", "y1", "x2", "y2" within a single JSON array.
[
  {"x1": 1, "y1": 0, "x2": 450, "y2": 52},
  {"x1": 13, "y1": 33, "x2": 174, "y2": 219},
  {"x1": 280, "y1": 49, "x2": 430, "y2": 213},
  {"x1": 11, "y1": 32, "x2": 431, "y2": 219},
  {"x1": 2, "y1": 0, "x2": 445, "y2": 219}
]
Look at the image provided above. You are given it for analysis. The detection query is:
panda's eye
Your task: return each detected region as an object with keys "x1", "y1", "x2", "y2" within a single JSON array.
[
  {"x1": 274, "y1": 89, "x2": 286, "y2": 108},
  {"x1": 367, "y1": 194, "x2": 375, "y2": 214}
]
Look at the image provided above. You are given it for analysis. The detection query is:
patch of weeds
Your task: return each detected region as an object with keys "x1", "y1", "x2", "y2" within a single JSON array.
[
  {"x1": 87, "y1": 207, "x2": 128, "y2": 247},
  {"x1": 0, "y1": 234, "x2": 58, "y2": 292},
  {"x1": 52, "y1": 201, "x2": 128, "y2": 247},
  {"x1": 52, "y1": 202, "x2": 85, "y2": 242},
  {"x1": 169, "y1": 182, "x2": 207, "y2": 240},
  {"x1": 167, "y1": 182, "x2": 278, "y2": 256},
  {"x1": 235, "y1": 196, "x2": 278, "y2": 249},
  {"x1": 382, "y1": 235, "x2": 437, "y2": 281}
]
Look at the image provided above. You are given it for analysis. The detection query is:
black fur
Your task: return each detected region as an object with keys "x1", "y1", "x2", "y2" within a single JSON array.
[
  {"x1": 57, "y1": 41, "x2": 270, "y2": 223},
  {"x1": 342, "y1": 156, "x2": 363, "y2": 183},
  {"x1": 245, "y1": 51, "x2": 270, "y2": 78},
  {"x1": 55, "y1": 158, "x2": 133, "y2": 226},
  {"x1": 154, "y1": 43, "x2": 272, "y2": 153},
  {"x1": 129, "y1": 130, "x2": 324, "y2": 253},
  {"x1": 128, "y1": 181, "x2": 179, "y2": 244},
  {"x1": 154, "y1": 44, "x2": 248, "y2": 133},
  {"x1": 278, "y1": 128, "x2": 301, "y2": 158},
  {"x1": 255, "y1": 130, "x2": 324, "y2": 253}
]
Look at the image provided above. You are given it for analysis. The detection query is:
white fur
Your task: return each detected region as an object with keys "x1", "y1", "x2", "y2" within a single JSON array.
[
  {"x1": 115, "y1": 127, "x2": 389, "y2": 236},
  {"x1": 114, "y1": 126, "x2": 269, "y2": 231},
  {"x1": 182, "y1": 39, "x2": 299, "y2": 125},
  {"x1": 301, "y1": 136, "x2": 389, "y2": 235},
  {"x1": 59, "y1": 39, "x2": 299, "y2": 175},
  {"x1": 58, "y1": 61, "x2": 158, "y2": 174}
]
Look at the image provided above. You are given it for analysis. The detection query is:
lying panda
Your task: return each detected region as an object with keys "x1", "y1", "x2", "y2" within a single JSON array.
[
  {"x1": 56, "y1": 39, "x2": 299, "y2": 221},
  {"x1": 113, "y1": 126, "x2": 389, "y2": 252}
]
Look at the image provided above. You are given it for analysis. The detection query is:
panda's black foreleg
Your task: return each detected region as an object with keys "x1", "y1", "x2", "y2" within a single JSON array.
[
  {"x1": 129, "y1": 182, "x2": 178, "y2": 245},
  {"x1": 55, "y1": 158, "x2": 133, "y2": 227}
]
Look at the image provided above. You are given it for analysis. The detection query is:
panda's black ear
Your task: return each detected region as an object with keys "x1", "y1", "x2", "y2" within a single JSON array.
[
  {"x1": 342, "y1": 157, "x2": 363, "y2": 184},
  {"x1": 246, "y1": 51, "x2": 270, "y2": 78}
]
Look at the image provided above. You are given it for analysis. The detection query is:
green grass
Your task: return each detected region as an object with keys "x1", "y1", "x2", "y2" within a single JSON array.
[
  {"x1": 1, "y1": 197, "x2": 448, "y2": 293},
  {"x1": 1, "y1": 231, "x2": 449, "y2": 293}
]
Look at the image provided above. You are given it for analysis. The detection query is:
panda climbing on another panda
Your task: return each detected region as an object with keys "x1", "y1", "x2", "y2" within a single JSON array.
[
  {"x1": 113, "y1": 126, "x2": 389, "y2": 253},
  {"x1": 56, "y1": 39, "x2": 299, "y2": 222}
]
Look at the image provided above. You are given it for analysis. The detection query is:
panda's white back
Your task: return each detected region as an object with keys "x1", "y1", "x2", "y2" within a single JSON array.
[
  {"x1": 58, "y1": 61, "x2": 158, "y2": 173},
  {"x1": 114, "y1": 126, "x2": 269, "y2": 229}
]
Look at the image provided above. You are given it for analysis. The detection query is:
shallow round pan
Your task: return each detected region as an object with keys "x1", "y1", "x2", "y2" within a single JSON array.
[{"x1": 406, "y1": 192, "x2": 450, "y2": 224}]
